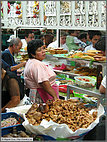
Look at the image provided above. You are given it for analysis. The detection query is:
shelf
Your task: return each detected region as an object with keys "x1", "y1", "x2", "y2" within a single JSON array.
[
  {"x1": 67, "y1": 84, "x2": 104, "y2": 107},
  {"x1": 55, "y1": 56, "x2": 106, "y2": 66},
  {"x1": 54, "y1": 69, "x2": 79, "y2": 77},
  {"x1": 47, "y1": 54, "x2": 106, "y2": 66}
]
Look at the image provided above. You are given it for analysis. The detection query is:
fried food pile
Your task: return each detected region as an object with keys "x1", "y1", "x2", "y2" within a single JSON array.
[
  {"x1": 74, "y1": 66, "x2": 97, "y2": 76},
  {"x1": 26, "y1": 99, "x2": 97, "y2": 132}
]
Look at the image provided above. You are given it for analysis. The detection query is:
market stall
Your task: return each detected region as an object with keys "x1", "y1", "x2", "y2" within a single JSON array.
[{"x1": 1, "y1": 1, "x2": 106, "y2": 141}]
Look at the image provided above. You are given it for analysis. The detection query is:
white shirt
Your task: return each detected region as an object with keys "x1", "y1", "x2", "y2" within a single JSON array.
[
  {"x1": 101, "y1": 75, "x2": 106, "y2": 88},
  {"x1": 74, "y1": 37, "x2": 86, "y2": 48},
  {"x1": 84, "y1": 44, "x2": 96, "y2": 53},
  {"x1": 47, "y1": 40, "x2": 69, "y2": 51},
  {"x1": 47, "y1": 40, "x2": 58, "y2": 49},
  {"x1": 61, "y1": 43, "x2": 69, "y2": 51},
  {"x1": 21, "y1": 39, "x2": 27, "y2": 50}
]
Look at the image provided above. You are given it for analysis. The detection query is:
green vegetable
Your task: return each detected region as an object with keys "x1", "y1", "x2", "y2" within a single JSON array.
[{"x1": 73, "y1": 55, "x2": 81, "y2": 58}]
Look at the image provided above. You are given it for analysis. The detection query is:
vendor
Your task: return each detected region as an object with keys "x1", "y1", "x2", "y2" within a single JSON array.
[
  {"x1": 1, "y1": 68, "x2": 24, "y2": 112},
  {"x1": 24, "y1": 39, "x2": 59, "y2": 103}
]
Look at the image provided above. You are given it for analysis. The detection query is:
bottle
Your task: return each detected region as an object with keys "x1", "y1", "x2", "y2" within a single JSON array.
[{"x1": 96, "y1": 72, "x2": 103, "y2": 89}]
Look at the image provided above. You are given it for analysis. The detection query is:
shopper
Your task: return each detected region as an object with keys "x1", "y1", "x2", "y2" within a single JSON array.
[
  {"x1": 99, "y1": 75, "x2": 106, "y2": 94},
  {"x1": 66, "y1": 30, "x2": 86, "y2": 51},
  {"x1": 2, "y1": 59, "x2": 10, "y2": 71},
  {"x1": 84, "y1": 30, "x2": 102, "y2": 53},
  {"x1": 95, "y1": 36, "x2": 106, "y2": 94},
  {"x1": 86, "y1": 30, "x2": 93, "y2": 45},
  {"x1": 47, "y1": 31, "x2": 69, "y2": 51},
  {"x1": 44, "y1": 33, "x2": 54, "y2": 47},
  {"x1": 78, "y1": 32, "x2": 87, "y2": 51},
  {"x1": 24, "y1": 39, "x2": 59, "y2": 103},
  {"x1": 2, "y1": 38, "x2": 26, "y2": 74},
  {"x1": 95, "y1": 36, "x2": 106, "y2": 56},
  {"x1": 1, "y1": 68, "x2": 24, "y2": 112},
  {"x1": 21, "y1": 30, "x2": 35, "y2": 51}
]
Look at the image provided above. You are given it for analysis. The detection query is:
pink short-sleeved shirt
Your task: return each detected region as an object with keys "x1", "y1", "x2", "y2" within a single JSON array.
[{"x1": 24, "y1": 59, "x2": 56, "y2": 89}]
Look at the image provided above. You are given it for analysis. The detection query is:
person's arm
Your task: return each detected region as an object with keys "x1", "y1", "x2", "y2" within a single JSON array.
[
  {"x1": 99, "y1": 75, "x2": 106, "y2": 94},
  {"x1": 99, "y1": 84, "x2": 106, "y2": 94},
  {"x1": 10, "y1": 62, "x2": 26, "y2": 72},
  {"x1": 2, "y1": 53, "x2": 26, "y2": 71},
  {"x1": 2, "y1": 78, "x2": 20, "y2": 113},
  {"x1": 39, "y1": 81, "x2": 58, "y2": 101}
]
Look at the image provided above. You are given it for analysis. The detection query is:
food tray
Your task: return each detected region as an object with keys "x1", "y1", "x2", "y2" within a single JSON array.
[
  {"x1": 74, "y1": 76, "x2": 96, "y2": 88},
  {"x1": 1, "y1": 112, "x2": 24, "y2": 136}
]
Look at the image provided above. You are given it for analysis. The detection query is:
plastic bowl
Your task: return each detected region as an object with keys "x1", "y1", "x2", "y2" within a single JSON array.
[{"x1": 74, "y1": 76, "x2": 96, "y2": 88}]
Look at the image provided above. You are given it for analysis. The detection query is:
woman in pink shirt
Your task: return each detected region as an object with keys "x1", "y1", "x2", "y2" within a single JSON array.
[{"x1": 24, "y1": 39, "x2": 59, "y2": 103}]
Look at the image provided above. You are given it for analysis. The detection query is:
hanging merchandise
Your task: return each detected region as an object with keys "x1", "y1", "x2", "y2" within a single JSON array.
[
  {"x1": 44, "y1": 2, "x2": 47, "y2": 21},
  {"x1": 1, "y1": 1, "x2": 10, "y2": 15},
  {"x1": 15, "y1": 2, "x2": 22, "y2": 18},
  {"x1": 1, "y1": 2, "x2": 3, "y2": 17},
  {"x1": 33, "y1": 1, "x2": 39, "y2": 18}
]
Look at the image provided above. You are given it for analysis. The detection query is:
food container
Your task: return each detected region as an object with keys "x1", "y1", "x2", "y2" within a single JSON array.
[
  {"x1": 74, "y1": 76, "x2": 96, "y2": 88},
  {"x1": 22, "y1": 104, "x2": 104, "y2": 139},
  {"x1": 1, "y1": 112, "x2": 24, "y2": 136}
]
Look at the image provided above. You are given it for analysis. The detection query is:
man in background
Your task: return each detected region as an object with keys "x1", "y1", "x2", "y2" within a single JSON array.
[
  {"x1": 2, "y1": 38, "x2": 26, "y2": 74},
  {"x1": 47, "y1": 31, "x2": 69, "y2": 51},
  {"x1": 21, "y1": 30, "x2": 35, "y2": 51},
  {"x1": 84, "y1": 30, "x2": 102, "y2": 53}
]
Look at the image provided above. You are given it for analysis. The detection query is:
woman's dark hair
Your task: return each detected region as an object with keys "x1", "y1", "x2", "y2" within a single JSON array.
[
  {"x1": 27, "y1": 39, "x2": 44, "y2": 58},
  {"x1": 95, "y1": 36, "x2": 106, "y2": 52}
]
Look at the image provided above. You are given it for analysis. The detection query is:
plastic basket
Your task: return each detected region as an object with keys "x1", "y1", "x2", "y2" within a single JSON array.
[
  {"x1": 1, "y1": 112, "x2": 24, "y2": 136},
  {"x1": 74, "y1": 76, "x2": 96, "y2": 88}
]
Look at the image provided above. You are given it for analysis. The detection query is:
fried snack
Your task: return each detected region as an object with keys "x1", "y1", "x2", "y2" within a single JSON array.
[
  {"x1": 74, "y1": 67, "x2": 97, "y2": 76},
  {"x1": 74, "y1": 70, "x2": 80, "y2": 74},
  {"x1": 80, "y1": 72, "x2": 90, "y2": 76},
  {"x1": 84, "y1": 53, "x2": 96, "y2": 56},
  {"x1": 26, "y1": 99, "x2": 97, "y2": 132},
  {"x1": 87, "y1": 50, "x2": 101, "y2": 53},
  {"x1": 80, "y1": 56, "x2": 94, "y2": 60},
  {"x1": 56, "y1": 50, "x2": 62, "y2": 54},
  {"x1": 88, "y1": 73, "x2": 97, "y2": 76},
  {"x1": 50, "y1": 49, "x2": 56, "y2": 54},
  {"x1": 94, "y1": 56, "x2": 106, "y2": 61},
  {"x1": 71, "y1": 52, "x2": 84, "y2": 58},
  {"x1": 62, "y1": 50, "x2": 68, "y2": 54}
]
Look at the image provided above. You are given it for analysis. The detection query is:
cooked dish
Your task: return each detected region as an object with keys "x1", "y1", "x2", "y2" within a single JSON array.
[{"x1": 26, "y1": 99, "x2": 97, "y2": 132}]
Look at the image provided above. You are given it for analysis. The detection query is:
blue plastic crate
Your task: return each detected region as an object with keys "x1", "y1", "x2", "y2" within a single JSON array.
[
  {"x1": 1, "y1": 125, "x2": 26, "y2": 136},
  {"x1": 1, "y1": 112, "x2": 24, "y2": 136}
]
